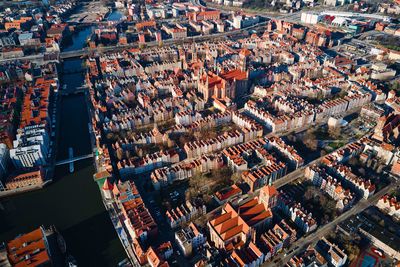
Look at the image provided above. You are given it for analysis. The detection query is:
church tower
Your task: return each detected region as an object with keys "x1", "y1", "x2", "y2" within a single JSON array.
[{"x1": 192, "y1": 43, "x2": 197, "y2": 63}]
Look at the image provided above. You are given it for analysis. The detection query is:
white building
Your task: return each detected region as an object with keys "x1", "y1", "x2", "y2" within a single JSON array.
[
  {"x1": 175, "y1": 222, "x2": 206, "y2": 257},
  {"x1": 316, "y1": 237, "x2": 348, "y2": 267},
  {"x1": 301, "y1": 12, "x2": 322, "y2": 24},
  {"x1": 10, "y1": 125, "x2": 49, "y2": 169},
  {"x1": 233, "y1": 14, "x2": 259, "y2": 29}
]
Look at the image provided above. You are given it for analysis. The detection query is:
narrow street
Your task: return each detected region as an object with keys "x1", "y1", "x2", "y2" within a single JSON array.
[{"x1": 270, "y1": 179, "x2": 400, "y2": 266}]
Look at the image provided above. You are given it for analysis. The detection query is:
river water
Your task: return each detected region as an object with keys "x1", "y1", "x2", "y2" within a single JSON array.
[{"x1": 0, "y1": 23, "x2": 125, "y2": 266}]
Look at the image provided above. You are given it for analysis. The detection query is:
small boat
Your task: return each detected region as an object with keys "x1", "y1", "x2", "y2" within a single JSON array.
[{"x1": 63, "y1": 84, "x2": 67, "y2": 90}]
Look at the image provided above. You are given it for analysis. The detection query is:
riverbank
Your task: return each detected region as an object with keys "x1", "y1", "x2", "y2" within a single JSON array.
[
  {"x1": 0, "y1": 180, "x2": 52, "y2": 198},
  {"x1": 0, "y1": 19, "x2": 125, "y2": 265}
]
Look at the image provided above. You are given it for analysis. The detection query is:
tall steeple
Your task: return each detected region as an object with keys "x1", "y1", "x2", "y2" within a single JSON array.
[{"x1": 192, "y1": 43, "x2": 197, "y2": 63}]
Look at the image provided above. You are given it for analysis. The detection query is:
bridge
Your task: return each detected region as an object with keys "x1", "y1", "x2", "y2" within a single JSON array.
[
  {"x1": 60, "y1": 49, "x2": 88, "y2": 60},
  {"x1": 59, "y1": 85, "x2": 88, "y2": 96},
  {"x1": 55, "y1": 153, "x2": 94, "y2": 166}
]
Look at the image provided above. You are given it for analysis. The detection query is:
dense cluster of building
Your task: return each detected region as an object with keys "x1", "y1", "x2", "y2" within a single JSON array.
[
  {"x1": 0, "y1": 60, "x2": 57, "y2": 192},
  {"x1": 4, "y1": 0, "x2": 400, "y2": 264},
  {"x1": 88, "y1": 1, "x2": 262, "y2": 48},
  {"x1": 0, "y1": 226, "x2": 66, "y2": 266},
  {"x1": 0, "y1": 0, "x2": 81, "y2": 60},
  {"x1": 80, "y1": 3, "x2": 400, "y2": 262}
]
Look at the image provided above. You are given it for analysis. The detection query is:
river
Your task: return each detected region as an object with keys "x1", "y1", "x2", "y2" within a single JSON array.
[{"x1": 0, "y1": 22, "x2": 125, "y2": 267}]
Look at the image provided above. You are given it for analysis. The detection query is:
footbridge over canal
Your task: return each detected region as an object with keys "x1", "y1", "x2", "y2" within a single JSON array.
[{"x1": 55, "y1": 147, "x2": 93, "y2": 172}]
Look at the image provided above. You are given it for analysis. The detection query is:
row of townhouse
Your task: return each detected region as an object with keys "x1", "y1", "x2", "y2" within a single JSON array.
[
  {"x1": 228, "y1": 242, "x2": 265, "y2": 267},
  {"x1": 246, "y1": 89, "x2": 371, "y2": 133},
  {"x1": 359, "y1": 137, "x2": 396, "y2": 165},
  {"x1": 144, "y1": 60, "x2": 182, "y2": 75},
  {"x1": 288, "y1": 60, "x2": 322, "y2": 82},
  {"x1": 117, "y1": 149, "x2": 180, "y2": 178},
  {"x1": 358, "y1": 80, "x2": 386, "y2": 102},
  {"x1": 172, "y1": 110, "x2": 231, "y2": 133},
  {"x1": 376, "y1": 194, "x2": 400, "y2": 219},
  {"x1": 321, "y1": 91, "x2": 371, "y2": 117},
  {"x1": 222, "y1": 138, "x2": 268, "y2": 172},
  {"x1": 305, "y1": 165, "x2": 356, "y2": 212},
  {"x1": 175, "y1": 222, "x2": 206, "y2": 257},
  {"x1": 108, "y1": 180, "x2": 178, "y2": 266},
  {"x1": 241, "y1": 148, "x2": 288, "y2": 191},
  {"x1": 150, "y1": 154, "x2": 223, "y2": 190},
  {"x1": 221, "y1": 135, "x2": 303, "y2": 173},
  {"x1": 330, "y1": 164, "x2": 375, "y2": 199},
  {"x1": 184, "y1": 128, "x2": 256, "y2": 159},
  {"x1": 266, "y1": 136, "x2": 304, "y2": 169},
  {"x1": 103, "y1": 112, "x2": 152, "y2": 133},
  {"x1": 277, "y1": 192, "x2": 318, "y2": 233},
  {"x1": 244, "y1": 100, "x2": 316, "y2": 133},
  {"x1": 231, "y1": 111, "x2": 264, "y2": 139},
  {"x1": 175, "y1": 110, "x2": 202, "y2": 126},
  {"x1": 112, "y1": 127, "x2": 167, "y2": 151},
  {"x1": 322, "y1": 141, "x2": 364, "y2": 166},
  {"x1": 274, "y1": 96, "x2": 314, "y2": 114},
  {"x1": 279, "y1": 81, "x2": 331, "y2": 99},
  {"x1": 166, "y1": 200, "x2": 206, "y2": 229},
  {"x1": 102, "y1": 90, "x2": 191, "y2": 119},
  {"x1": 257, "y1": 219, "x2": 297, "y2": 260},
  {"x1": 242, "y1": 162, "x2": 287, "y2": 192},
  {"x1": 111, "y1": 180, "x2": 158, "y2": 245},
  {"x1": 286, "y1": 237, "x2": 348, "y2": 267},
  {"x1": 274, "y1": 81, "x2": 331, "y2": 99},
  {"x1": 102, "y1": 98, "x2": 193, "y2": 134}
]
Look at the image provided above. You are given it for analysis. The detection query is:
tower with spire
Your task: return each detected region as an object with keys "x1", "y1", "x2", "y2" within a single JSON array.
[
  {"x1": 102, "y1": 177, "x2": 114, "y2": 199},
  {"x1": 191, "y1": 43, "x2": 197, "y2": 63}
]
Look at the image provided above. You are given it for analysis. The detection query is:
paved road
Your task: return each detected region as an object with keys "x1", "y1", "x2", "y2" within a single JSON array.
[{"x1": 271, "y1": 178, "x2": 400, "y2": 266}]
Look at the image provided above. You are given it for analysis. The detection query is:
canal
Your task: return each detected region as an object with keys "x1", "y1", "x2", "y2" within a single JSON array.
[{"x1": 0, "y1": 24, "x2": 125, "y2": 266}]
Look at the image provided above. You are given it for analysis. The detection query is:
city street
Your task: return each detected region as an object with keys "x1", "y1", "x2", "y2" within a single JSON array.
[{"x1": 271, "y1": 179, "x2": 400, "y2": 266}]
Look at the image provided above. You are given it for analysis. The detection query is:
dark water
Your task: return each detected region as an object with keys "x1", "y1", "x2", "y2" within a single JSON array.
[
  {"x1": 0, "y1": 29, "x2": 125, "y2": 267},
  {"x1": 107, "y1": 10, "x2": 123, "y2": 21},
  {"x1": 63, "y1": 27, "x2": 94, "y2": 52}
]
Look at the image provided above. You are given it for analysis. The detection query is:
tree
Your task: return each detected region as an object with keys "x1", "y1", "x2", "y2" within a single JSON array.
[
  {"x1": 179, "y1": 133, "x2": 195, "y2": 147},
  {"x1": 106, "y1": 132, "x2": 116, "y2": 141},
  {"x1": 348, "y1": 157, "x2": 359, "y2": 166},
  {"x1": 328, "y1": 126, "x2": 341, "y2": 140},
  {"x1": 231, "y1": 173, "x2": 242, "y2": 184},
  {"x1": 303, "y1": 129, "x2": 318, "y2": 151},
  {"x1": 116, "y1": 148, "x2": 124, "y2": 161},
  {"x1": 189, "y1": 172, "x2": 204, "y2": 193},
  {"x1": 212, "y1": 167, "x2": 233, "y2": 186},
  {"x1": 344, "y1": 244, "x2": 360, "y2": 262},
  {"x1": 287, "y1": 131, "x2": 297, "y2": 142},
  {"x1": 377, "y1": 164, "x2": 384, "y2": 174},
  {"x1": 167, "y1": 137, "x2": 176, "y2": 148},
  {"x1": 304, "y1": 139, "x2": 318, "y2": 151},
  {"x1": 125, "y1": 150, "x2": 131, "y2": 159},
  {"x1": 139, "y1": 43, "x2": 147, "y2": 50}
]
